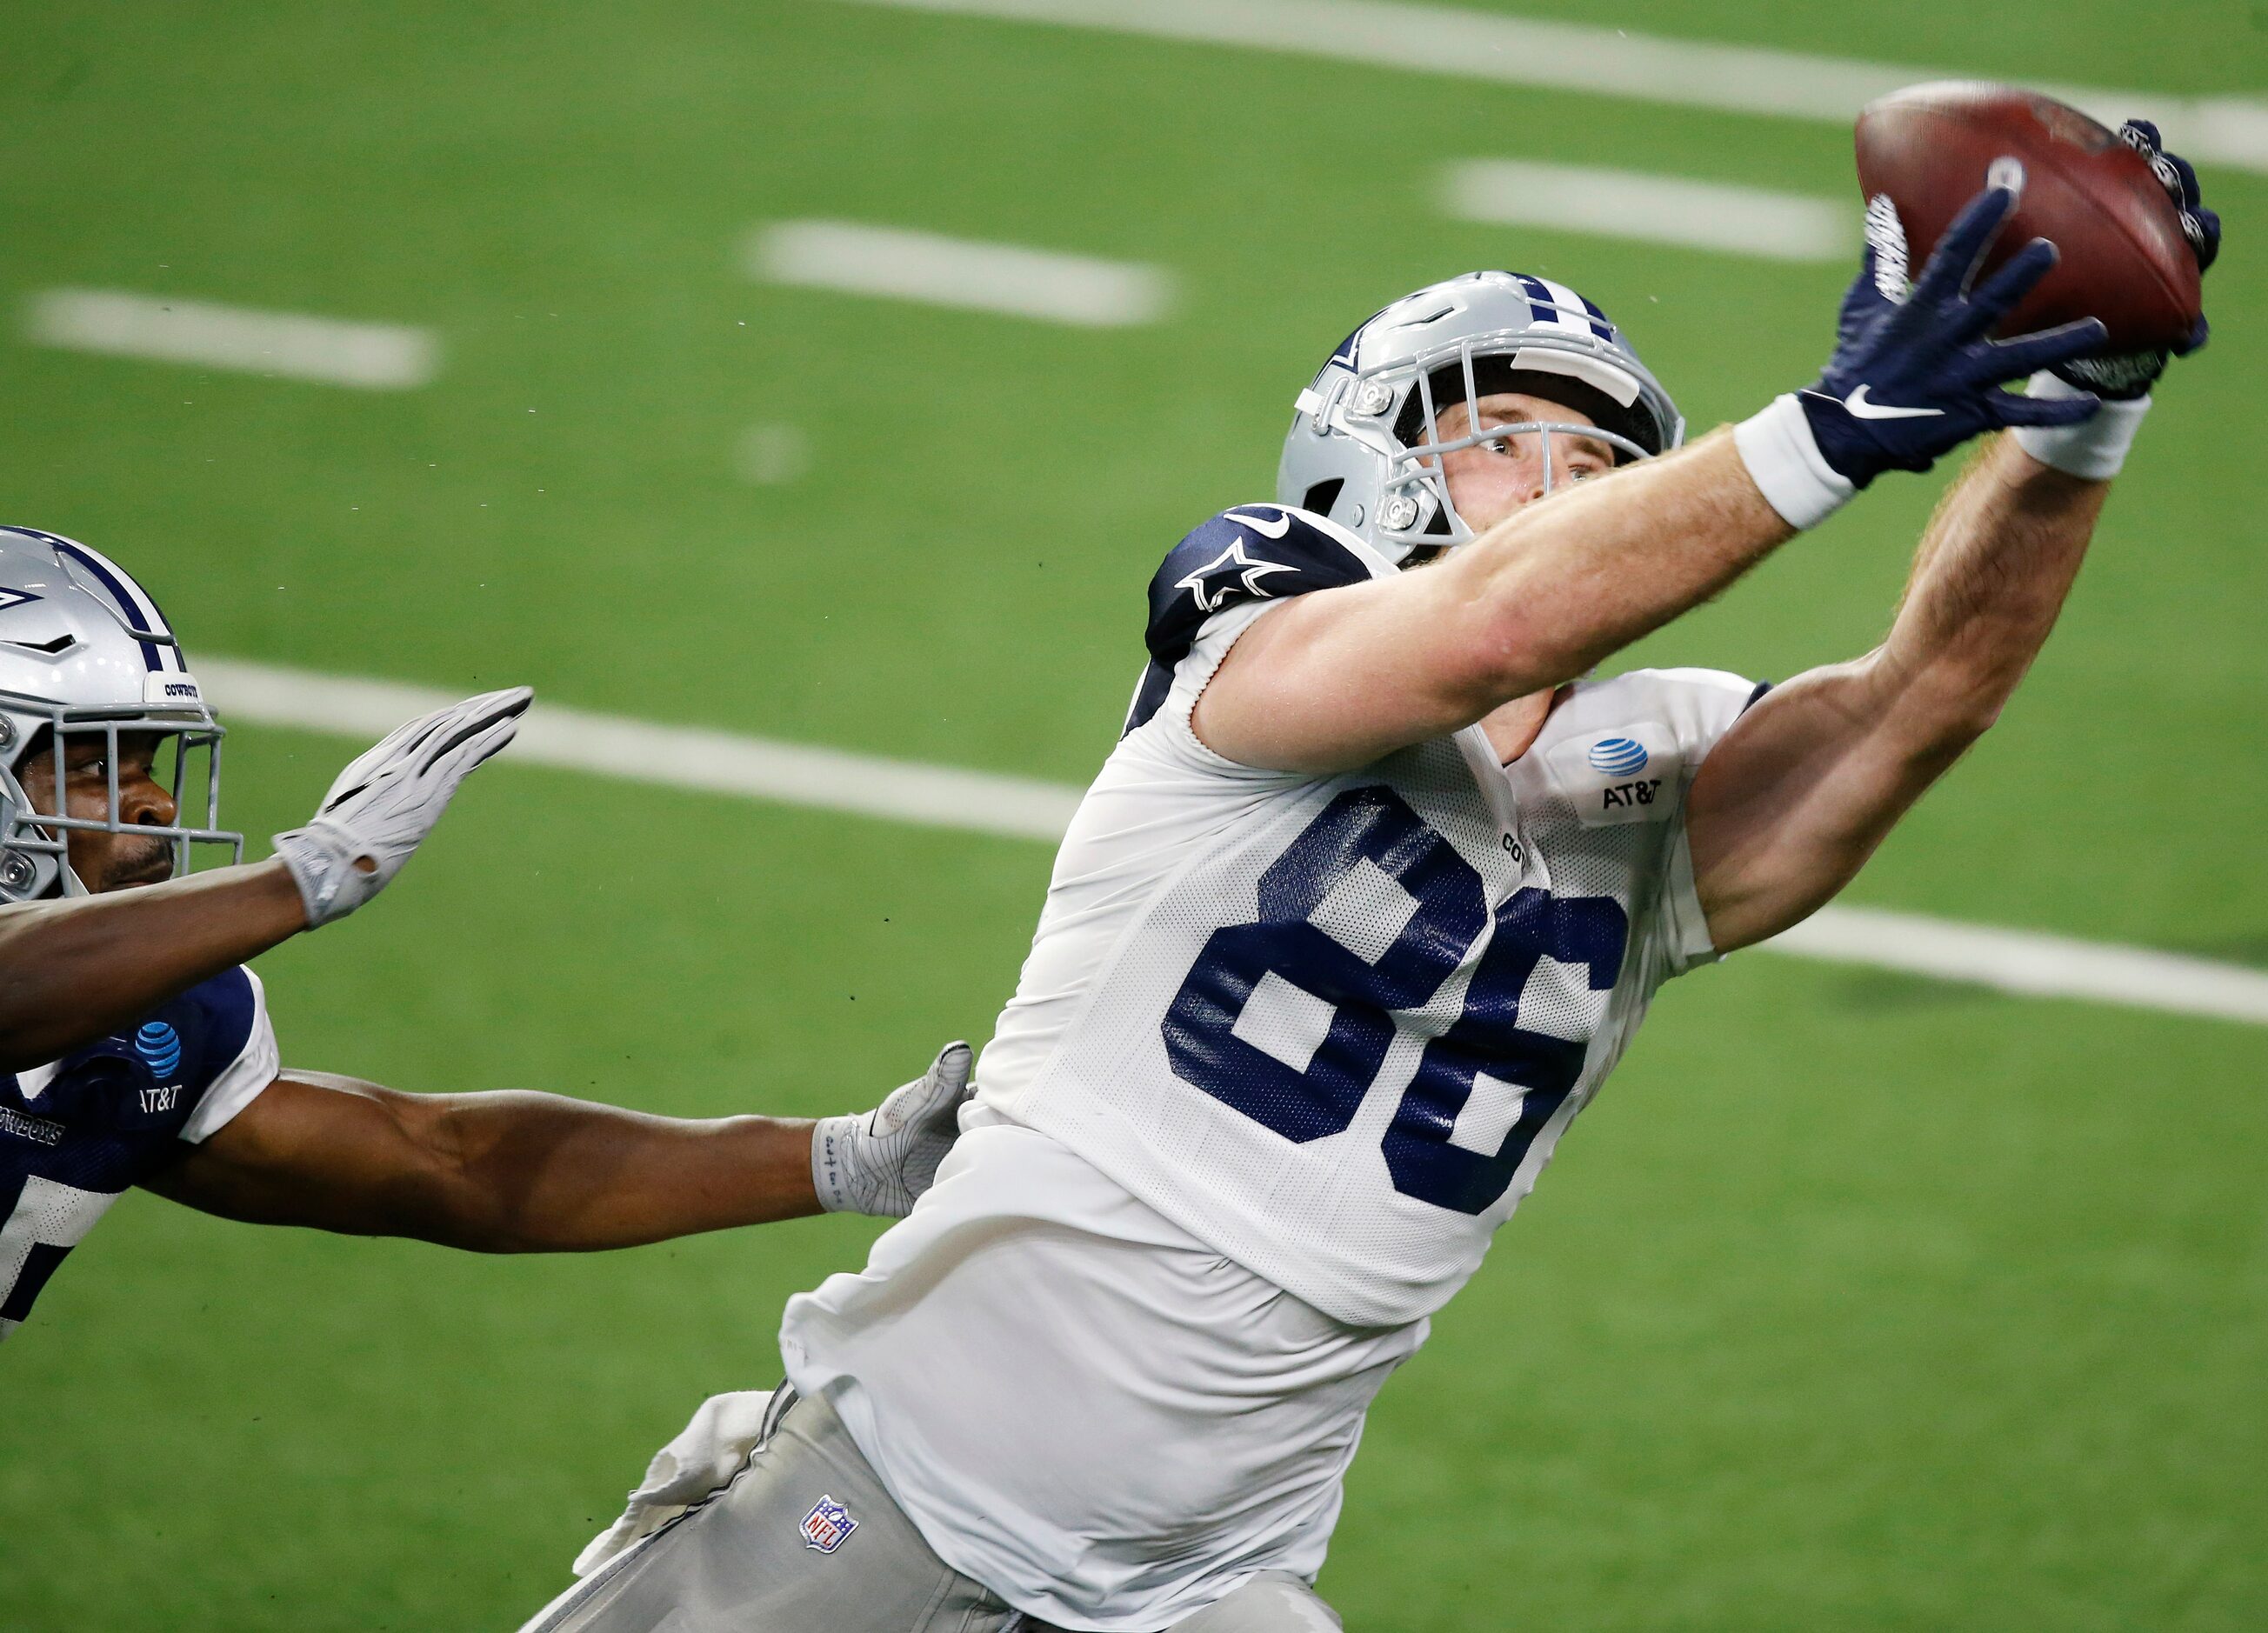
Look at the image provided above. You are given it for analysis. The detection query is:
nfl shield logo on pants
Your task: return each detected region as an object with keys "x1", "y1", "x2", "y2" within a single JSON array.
[{"x1": 800, "y1": 1494, "x2": 857, "y2": 1554}]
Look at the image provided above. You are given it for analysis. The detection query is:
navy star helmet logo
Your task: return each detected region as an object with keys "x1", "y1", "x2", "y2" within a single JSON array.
[
  {"x1": 0, "y1": 587, "x2": 40, "y2": 614},
  {"x1": 1176, "y1": 512, "x2": 1297, "y2": 613}
]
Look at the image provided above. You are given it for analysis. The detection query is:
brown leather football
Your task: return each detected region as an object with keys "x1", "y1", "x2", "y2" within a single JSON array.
[{"x1": 1855, "y1": 82, "x2": 2202, "y2": 351}]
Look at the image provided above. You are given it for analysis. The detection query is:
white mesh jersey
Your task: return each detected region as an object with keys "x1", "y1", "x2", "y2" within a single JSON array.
[
  {"x1": 974, "y1": 503, "x2": 1762, "y2": 1329},
  {"x1": 780, "y1": 503, "x2": 1765, "y2": 1623}
]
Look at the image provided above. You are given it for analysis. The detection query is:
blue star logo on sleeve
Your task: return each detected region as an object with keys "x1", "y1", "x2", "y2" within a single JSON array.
[{"x1": 1176, "y1": 538, "x2": 1295, "y2": 613}]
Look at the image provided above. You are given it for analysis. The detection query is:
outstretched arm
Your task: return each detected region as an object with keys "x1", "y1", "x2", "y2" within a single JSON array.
[
  {"x1": 1196, "y1": 433, "x2": 1791, "y2": 772},
  {"x1": 1196, "y1": 185, "x2": 2097, "y2": 776},
  {"x1": 143, "y1": 1042, "x2": 975, "y2": 1248},
  {"x1": 1690, "y1": 119, "x2": 2218, "y2": 954},
  {"x1": 1687, "y1": 436, "x2": 2106, "y2": 952},
  {"x1": 145, "y1": 1073, "x2": 823, "y2": 1248},
  {"x1": 0, "y1": 861, "x2": 307, "y2": 1070},
  {"x1": 0, "y1": 687, "x2": 528, "y2": 1072}
]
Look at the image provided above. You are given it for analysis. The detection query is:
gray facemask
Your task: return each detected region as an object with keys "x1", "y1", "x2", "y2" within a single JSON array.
[
  {"x1": 1277, "y1": 270, "x2": 1684, "y2": 564},
  {"x1": 0, "y1": 527, "x2": 241, "y2": 901}
]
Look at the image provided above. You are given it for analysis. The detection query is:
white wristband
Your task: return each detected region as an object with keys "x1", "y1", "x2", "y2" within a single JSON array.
[
  {"x1": 2010, "y1": 372, "x2": 2151, "y2": 480},
  {"x1": 1733, "y1": 394, "x2": 1857, "y2": 530},
  {"x1": 810, "y1": 1114, "x2": 861, "y2": 1213}
]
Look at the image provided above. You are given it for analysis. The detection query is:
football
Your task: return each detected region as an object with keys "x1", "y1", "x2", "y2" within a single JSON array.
[{"x1": 1855, "y1": 81, "x2": 2202, "y2": 351}]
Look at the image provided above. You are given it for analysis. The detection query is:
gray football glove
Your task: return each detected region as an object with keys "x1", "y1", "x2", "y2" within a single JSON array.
[
  {"x1": 272, "y1": 686, "x2": 532, "y2": 927},
  {"x1": 811, "y1": 1041, "x2": 975, "y2": 1217}
]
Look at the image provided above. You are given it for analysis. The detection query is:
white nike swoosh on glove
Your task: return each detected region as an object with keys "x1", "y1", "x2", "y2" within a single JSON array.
[{"x1": 1843, "y1": 384, "x2": 1945, "y2": 420}]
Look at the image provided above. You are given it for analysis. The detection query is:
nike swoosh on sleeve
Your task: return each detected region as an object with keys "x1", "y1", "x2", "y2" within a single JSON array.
[
  {"x1": 1224, "y1": 505, "x2": 1295, "y2": 537},
  {"x1": 1843, "y1": 384, "x2": 1945, "y2": 420}
]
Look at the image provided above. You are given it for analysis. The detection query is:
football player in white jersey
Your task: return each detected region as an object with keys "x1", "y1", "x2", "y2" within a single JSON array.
[
  {"x1": 525, "y1": 134, "x2": 2218, "y2": 1633},
  {"x1": 0, "y1": 523, "x2": 971, "y2": 1348}
]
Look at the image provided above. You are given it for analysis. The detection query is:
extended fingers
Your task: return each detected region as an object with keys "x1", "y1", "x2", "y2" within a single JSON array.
[
  {"x1": 2150, "y1": 150, "x2": 2216, "y2": 270},
  {"x1": 1956, "y1": 237, "x2": 2058, "y2": 339},
  {"x1": 454, "y1": 710, "x2": 527, "y2": 775},
  {"x1": 320, "y1": 707, "x2": 454, "y2": 810},
  {"x1": 2125, "y1": 121, "x2": 2198, "y2": 208},
  {"x1": 1991, "y1": 390, "x2": 2102, "y2": 430},
  {"x1": 2121, "y1": 118, "x2": 2217, "y2": 272},
  {"x1": 364, "y1": 706, "x2": 454, "y2": 765},
  {"x1": 1911, "y1": 185, "x2": 2016, "y2": 306},
  {"x1": 1980, "y1": 317, "x2": 2109, "y2": 382},
  {"x1": 2159, "y1": 147, "x2": 2201, "y2": 211},
  {"x1": 433, "y1": 708, "x2": 529, "y2": 787},
  {"x1": 2185, "y1": 204, "x2": 2220, "y2": 274},
  {"x1": 416, "y1": 687, "x2": 534, "y2": 775},
  {"x1": 870, "y1": 1042, "x2": 975, "y2": 1138}
]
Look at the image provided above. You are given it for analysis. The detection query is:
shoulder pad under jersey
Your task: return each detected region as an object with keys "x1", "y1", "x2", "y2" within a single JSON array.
[
  {"x1": 1125, "y1": 505, "x2": 1380, "y2": 737},
  {"x1": 1142, "y1": 504, "x2": 1378, "y2": 670}
]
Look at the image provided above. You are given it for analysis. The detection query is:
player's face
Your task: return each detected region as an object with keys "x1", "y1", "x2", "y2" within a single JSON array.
[
  {"x1": 13, "y1": 731, "x2": 180, "y2": 891},
  {"x1": 1431, "y1": 392, "x2": 1618, "y2": 534}
]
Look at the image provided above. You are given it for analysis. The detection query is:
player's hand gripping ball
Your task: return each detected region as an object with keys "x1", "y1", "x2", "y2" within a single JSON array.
[
  {"x1": 1858, "y1": 86, "x2": 2219, "y2": 401},
  {"x1": 1857, "y1": 83, "x2": 2208, "y2": 351},
  {"x1": 2050, "y1": 120, "x2": 2219, "y2": 397},
  {"x1": 1794, "y1": 185, "x2": 2106, "y2": 490}
]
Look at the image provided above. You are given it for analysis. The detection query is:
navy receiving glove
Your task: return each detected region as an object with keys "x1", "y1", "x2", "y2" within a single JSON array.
[
  {"x1": 1735, "y1": 185, "x2": 2106, "y2": 527},
  {"x1": 1804, "y1": 186, "x2": 2107, "y2": 483},
  {"x1": 2050, "y1": 119, "x2": 2220, "y2": 400}
]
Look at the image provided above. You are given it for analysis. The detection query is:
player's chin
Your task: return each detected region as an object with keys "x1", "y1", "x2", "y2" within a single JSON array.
[{"x1": 106, "y1": 853, "x2": 177, "y2": 890}]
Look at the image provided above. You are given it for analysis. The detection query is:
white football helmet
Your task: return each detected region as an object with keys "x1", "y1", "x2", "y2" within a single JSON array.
[
  {"x1": 0, "y1": 526, "x2": 241, "y2": 901},
  {"x1": 1276, "y1": 270, "x2": 1684, "y2": 564}
]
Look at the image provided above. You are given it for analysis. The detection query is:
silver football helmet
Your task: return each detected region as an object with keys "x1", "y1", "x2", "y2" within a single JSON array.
[
  {"x1": 0, "y1": 526, "x2": 241, "y2": 901},
  {"x1": 1276, "y1": 270, "x2": 1684, "y2": 564}
]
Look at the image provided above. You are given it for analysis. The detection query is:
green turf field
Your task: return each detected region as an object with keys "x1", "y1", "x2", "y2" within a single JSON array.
[{"x1": 3, "y1": 2, "x2": 2265, "y2": 1627}]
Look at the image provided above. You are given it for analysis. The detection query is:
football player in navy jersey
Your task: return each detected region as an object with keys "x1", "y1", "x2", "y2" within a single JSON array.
[{"x1": 0, "y1": 524, "x2": 971, "y2": 1346}]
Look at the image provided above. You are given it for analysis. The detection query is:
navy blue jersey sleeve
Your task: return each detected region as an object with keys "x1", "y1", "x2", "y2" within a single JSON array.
[
  {"x1": 1125, "y1": 504, "x2": 1381, "y2": 736},
  {"x1": 0, "y1": 964, "x2": 274, "y2": 1338},
  {"x1": 171, "y1": 966, "x2": 277, "y2": 1143},
  {"x1": 174, "y1": 968, "x2": 259, "y2": 1093}
]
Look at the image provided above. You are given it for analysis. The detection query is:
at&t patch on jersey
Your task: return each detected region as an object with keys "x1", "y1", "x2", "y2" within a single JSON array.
[
  {"x1": 1542, "y1": 724, "x2": 1682, "y2": 826},
  {"x1": 800, "y1": 1494, "x2": 857, "y2": 1553}
]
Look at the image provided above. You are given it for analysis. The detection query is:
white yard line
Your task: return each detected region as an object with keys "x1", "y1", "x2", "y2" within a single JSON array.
[
  {"x1": 196, "y1": 657, "x2": 1080, "y2": 843},
  {"x1": 1771, "y1": 906, "x2": 2268, "y2": 1026},
  {"x1": 832, "y1": 0, "x2": 2268, "y2": 174},
  {"x1": 196, "y1": 655, "x2": 2268, "y2": 1028},
  {"x1": 1443, "y1": 160, "x2": 1854, "y2": 261},
  {"x1": 745, "y1": 220, "x2": 1173, "y2": 327},
  {"x1": 23, "y1": 290, "x2": 437, "y2": 390}
]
